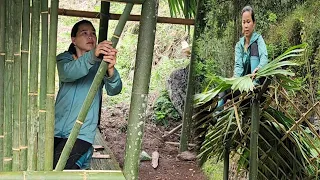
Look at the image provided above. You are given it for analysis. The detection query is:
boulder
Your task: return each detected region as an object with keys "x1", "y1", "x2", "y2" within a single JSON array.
[{"x1": 166, "y1": 66, "x2": 189, "y2": 116}]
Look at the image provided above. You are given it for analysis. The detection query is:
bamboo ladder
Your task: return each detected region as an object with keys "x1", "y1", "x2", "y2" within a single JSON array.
[{"x1": 0, "y1": 0, "x2": 159, "y2": 179}]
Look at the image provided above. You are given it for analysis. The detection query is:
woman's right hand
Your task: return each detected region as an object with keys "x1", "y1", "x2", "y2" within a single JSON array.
[{"x1": 94, "y1": 40, "x2": 114, "y2": 58}]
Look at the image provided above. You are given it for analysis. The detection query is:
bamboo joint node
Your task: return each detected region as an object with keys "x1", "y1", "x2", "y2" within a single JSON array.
[
  {"x1": 20, "y1": 146, "x2": 28, "y2": 150},
  {"x1": 112, "y1": 34, "x2": 120, "y2": 39},
  {"x1": 76, "y1": 120, "x2": 83, "y2": 125},
  {"x1": 0, "y1": 135, "x2": 4, "y2": 138},
  {"x1": 0, "y1": 53, "x2": 5, "y2": 55},
  {"x1": 5, "y1": 59, "x2": 14, "y2": 63},
  {"x1": 14, "y1": 53, "x2": 21, "y2": 56},
  {"x1": 29, "y1": 92, "x2": 38, "y2": 96},
  {"x1": 39, "y1": 110, "x2": 47, "y2": 113},
  {"x1": 47, "y1": 93, "x2": 55, "y2": 97},
  {"x1": 21, "y1": 50, "x2": 29, "y2": 53},
  {"x1": 12, "y1": 148, "x2": 20, "y2": 151},
  {"x1": 3, "y1": 158, "x2": 12, "y2": 161},
  {"x1": 41, "y1": 11, "x2": 49, "y2": 14}
]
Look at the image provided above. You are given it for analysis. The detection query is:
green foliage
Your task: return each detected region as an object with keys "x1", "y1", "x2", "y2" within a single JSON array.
[
  {"x1": 202, "y1": 157, "x2": 224, "y2": 180},
  {"x1": 152, "y1": 91, "x2": 181, "y2": 126}
]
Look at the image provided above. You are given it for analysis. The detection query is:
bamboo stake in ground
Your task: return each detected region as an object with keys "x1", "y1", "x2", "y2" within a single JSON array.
[
  {"x1": 55, "y1": 3, "x2": 134, "y2": 171},
  {"x1": 249, "y1": 98, "x2": 260, "y2": 179},
  {"x1": 20, "y1": 0, "x2": 31, "y2": 171},
  {"x1": 28, "y1": 0, "x2": 41, "y2": 171},
  {"x1": 44, "y1": 0, "x2": 59, "y2": 171},
  {"x1": 123, "y1": 0, "x2": 157, "y2": 179},
  {"x1": 38, "y1": 0, "x2": 49, "y2": 171},
  {"x1": 179, "y1": 0, "x2": 205, "y2": 152},
  {"x1": 0, "y1": 0, "x2": 6, "y2": 172},
  {"x1": 12, "y1": 0, "x2": 23, "y2": 171},
  {"x1": 4, "y1": 0, "x2": 14, "y2": 171}
]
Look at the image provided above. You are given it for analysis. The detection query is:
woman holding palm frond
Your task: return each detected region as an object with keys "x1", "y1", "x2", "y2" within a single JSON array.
[{"x1": 234, "y1": 5, "x2": 268, "y2": 79}]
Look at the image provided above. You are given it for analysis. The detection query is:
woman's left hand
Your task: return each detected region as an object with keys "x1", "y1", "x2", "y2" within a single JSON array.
[{"x1": 103, "y1": 48, "x2": 118, "y2": 77}]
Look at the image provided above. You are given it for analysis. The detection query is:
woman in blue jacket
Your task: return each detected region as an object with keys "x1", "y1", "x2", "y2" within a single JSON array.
[
  {"x1": 218, "y1": 6, "x2": 268, "y2": 107},
  {"x1": 54, "y1": 20, "x2": 122, "y2": 169},
  {"x1": 234, "y1": 5, "x2": 268, "y2": 78}
]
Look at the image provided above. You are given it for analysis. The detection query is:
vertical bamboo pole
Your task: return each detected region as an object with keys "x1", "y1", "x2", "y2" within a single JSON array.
[
  {"x1": 97, "y1": 1, "x2": 110, "y2": 129},
  {"x1": 44, "y1": 0, "x2": 59, "y2": 171},
  {"x1": 28, "y1": 0, "x2": 41, "y2": 171},
  {"x1": 98, "y1": 1, "x2": 110, "y2": 43},
  {"x1": 0, "y1": 0, "x2": 6, "y2": 172},
  {"x1": 223, "y1": 147, "x2": 229, "y2": 180},
  {"x1": 249, "y1": 98, "x2": 260, "y2": 179},
  {"x1": 0, "y1": 0, "x2": 7, "y2": 172},
  {"x1": 12, "y1": 0, "x2": 23, "y2": 171},
  {"x1": 179, "y1": 0, "x2": 204, "y2": 152},
  {"x1": 55, "y1": 3, "x2": 133, "y2": 171},
  {"x1": 38, "y1": 0, "x2": 49, "y2": 171},
  {"x1": 123, "y1": 0, "x2": 157, "y2": 179},
  {"x1": 20, "y1": 0, "x2": 30, "y2": 171},
  {"x1": 3, "y1": 0, "x2": 14, "y2": 171}
]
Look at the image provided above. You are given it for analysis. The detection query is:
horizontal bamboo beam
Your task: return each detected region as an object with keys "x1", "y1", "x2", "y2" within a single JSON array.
[
  {"x1": 100, "y1": 0, "x2": 144, "y2": 4},
  {"x1": 53, "y1": 8, "x2": 195, "y2": 25},
  {"x1": 0, "y1": 170, "x2": 125, "y2": 180}
]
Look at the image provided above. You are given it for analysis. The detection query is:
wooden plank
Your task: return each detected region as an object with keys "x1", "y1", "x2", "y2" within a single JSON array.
[
  {"x1": 90, "y1": 129, "x2": 121, "y2": 170},
  {"x1": 53, "y1": 8, "x2": 195, "y2": 25}
]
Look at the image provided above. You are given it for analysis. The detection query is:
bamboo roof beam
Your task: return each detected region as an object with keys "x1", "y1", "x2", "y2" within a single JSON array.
[
  {"x1": 100, "y1": 0, "x2": 144, "y2": 4},
  {"x1": 51, "y1": 8, "x2": 195, "y2": 25}
]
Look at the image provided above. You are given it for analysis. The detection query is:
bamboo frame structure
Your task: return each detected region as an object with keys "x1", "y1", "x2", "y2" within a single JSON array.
[
  {"x1": 123, "y1": 0, "x2": 157, "y2": 179},
  {"x1": 0, "y1": 0, "x2": 6, "y2": 172},
  {"x1": 101, "y1": 0, "x2": 144, "y2": 4},
  {"x1": 4, "y1": 0, "x2": 14, "y2": 171},
  {"x1": 38, "y1": 0, "x2": 49, "y2": 171},
  {"x1": 54, "y1": 8, "x2": 195, "y2": 25},
  {"x1": 20, "y1": 0, "x2": 30, "y2": 171},
  {"x1": 28, "y1": 0, "x2": 41, "y2": 171},
  {"x1": 12, "y1": 0, "x2": 23, "y2": 171},
  {"x1": 54, "y1": 3, "x2": 134, "y2": 171},
  {"x1": 0, "y1": 170, "x2": 125, "y2": 180},
  {"x1": 44, "y1": 0, "x2": 59, "y2": 171}
]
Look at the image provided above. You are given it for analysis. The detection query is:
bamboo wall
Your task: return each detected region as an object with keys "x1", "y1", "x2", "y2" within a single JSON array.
[
  {"x1": 0, "y1": 0, "x2": 157, "y2": 179},
  {"x1": 0, "y1": 0, "x2": 57, "y2": 171}
]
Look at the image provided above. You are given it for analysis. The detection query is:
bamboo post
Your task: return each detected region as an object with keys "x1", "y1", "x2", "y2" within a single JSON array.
[
  {"x1": 4, "y1": 0, "x2": 14, "y2": 171},
  {"x1": 20, "y1": 0, "x2": 30, "y2": 171},
  {"x1": 123, "y1": 0, "x2": 157, "y2": 179},
  {"x1": 223, "y1": 147, "x2": 229, "y2": 180},
  {"x1": 38, "y1": 0, "x2": 49, "y2": 171},
  {"x1": 44, "y1": 0, "x2": 59, "y2": 171},
  {"x1": 28, "y1": 0, "x2": 41, "y2": 171},
  {"x1": 55, "y1": 3, "x2": 133, "y2": 171},
  {"x1": 98, "y1": 1, "x2": 110, "y2": 43},
  {"x1": 249, "y1": 98, "x2": 260, "y2": 179},
  {"x1": 0, "y1": 170, "x2": 126, "y2": 180},
  {"x1": 12, "y1": 0, "x2": 23, "y2": 171},
  {"x1": 0, "y1": 0, "x2": 6, "y2": 172},
  {"x1": 97, "y1": 1, "x2": 110, "y2": 128},
  {"x1": 179, "y1": 0, "x2": 204, "y2": 152}
]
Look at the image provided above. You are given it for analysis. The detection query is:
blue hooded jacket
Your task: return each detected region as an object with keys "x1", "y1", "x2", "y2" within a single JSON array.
[
  {"x1": 54, "y1": 49, "x2": 122, "y2": 144},
  {"x1": 234, "y1": 32, "x2": 268, "y2": 77}
]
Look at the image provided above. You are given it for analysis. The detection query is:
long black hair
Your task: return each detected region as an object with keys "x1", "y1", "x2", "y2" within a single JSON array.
[{"x1": 68, "y1": 20, "x2": 95, "y2": 55}]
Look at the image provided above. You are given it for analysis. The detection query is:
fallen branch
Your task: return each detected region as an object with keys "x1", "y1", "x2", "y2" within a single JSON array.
[{"x1": 162, "y1": 124, "x2": 182, "y2": 139}]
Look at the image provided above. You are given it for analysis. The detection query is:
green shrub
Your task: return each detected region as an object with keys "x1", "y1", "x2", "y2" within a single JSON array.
[{"x1": 152, "y1": 91, "x2": 181, "y2": 126}]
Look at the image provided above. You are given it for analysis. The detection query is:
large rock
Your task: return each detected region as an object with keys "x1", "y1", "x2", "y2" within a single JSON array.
[{"x1": 166, "y1": 67, "x2": 189, "y2": 116}]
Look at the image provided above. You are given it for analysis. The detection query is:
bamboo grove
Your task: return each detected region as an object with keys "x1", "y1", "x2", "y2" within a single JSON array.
[{"x1": 0, "y1": 0, "x2": 159, "y2": 179}]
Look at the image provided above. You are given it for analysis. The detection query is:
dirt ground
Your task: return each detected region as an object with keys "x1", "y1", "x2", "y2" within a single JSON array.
[{"x1": 99, "y1": 93, "x2": 208, "y2": 180}]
